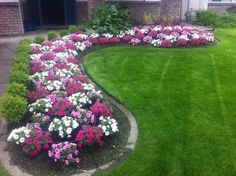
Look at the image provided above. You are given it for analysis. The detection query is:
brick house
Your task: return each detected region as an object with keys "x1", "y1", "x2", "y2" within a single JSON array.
[{"x1": 0, "y1": 0, "x2": 235, "y2": 36}]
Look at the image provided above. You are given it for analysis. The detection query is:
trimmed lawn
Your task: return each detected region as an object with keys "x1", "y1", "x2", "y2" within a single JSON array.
[{"x1": 84, "y1": 29, "x2": 236, "y2": 176}]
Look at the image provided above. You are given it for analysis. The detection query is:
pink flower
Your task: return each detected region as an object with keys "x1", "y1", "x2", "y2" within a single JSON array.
[
  {"x1": 65, "y1": 160, "x2": 69, "y2": 165},
  {"x1": 48, "y1": 150, "x2": 53, "y2": 157},
  {"x1": 67, "y1": 154, "x2": 73, "y2": 160},
  {"x1": 75, "y1": 158, "x2": 80, "y2": 163}
]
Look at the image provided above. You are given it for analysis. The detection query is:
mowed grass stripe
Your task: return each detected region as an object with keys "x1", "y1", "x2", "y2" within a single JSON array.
[{"x1": 84, "y1": 29, "x2": 236, "y2": 176}]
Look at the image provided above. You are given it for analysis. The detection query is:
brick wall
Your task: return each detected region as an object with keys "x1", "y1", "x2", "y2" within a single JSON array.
[
  {"x1": 77, "y1": 2, "x2": 88, "y2": 24},
  {"x1": 76, "y1": 1, "x2": 161, "y2": 23},
  {"x1": 113, "y1": 1, "x2": 161, "y2": 23},
  {"x1": 87, "y1": 0, "x2": 104, "y2": 17},
  {"x1": 0, "y1": 2, "x2": 23, "y2": 35},
  {"x1": 161, "y1": 0, "x2": 182, "y2": 22},
  {"x1": 208, "y1": 3, "x2": 236, "y2": 13}
]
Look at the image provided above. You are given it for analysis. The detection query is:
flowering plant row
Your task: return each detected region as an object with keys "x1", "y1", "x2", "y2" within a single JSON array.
[{"x1": 7, "y1": 25, "x2": 214, "y2": 166}]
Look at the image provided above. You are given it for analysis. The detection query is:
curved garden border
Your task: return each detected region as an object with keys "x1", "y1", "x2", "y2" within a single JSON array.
[
  {"x1": 0, "y1": 48, "x2": 138, "y2": 176},
  {"x1": 0, "y1": 24, "x2": 216, "y2": 175}
]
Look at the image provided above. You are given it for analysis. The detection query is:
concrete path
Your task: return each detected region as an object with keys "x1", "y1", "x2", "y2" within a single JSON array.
[{"x1": 0, "y1": 31, "x2": 47, "y2": 96}]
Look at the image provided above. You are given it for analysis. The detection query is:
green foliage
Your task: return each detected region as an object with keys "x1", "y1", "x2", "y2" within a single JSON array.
[
  {"x1": 89, "y1": 4, "x2": 131, "y2": 34},
  {"x1": 59, "y1": 29, "x2": 70, "y2": 37},
  {"x1": 6, "y1": 83, "x2": 28, "y2": 98},
  {"x1": 0, "y1": 39, "x2": 30, "y2": 124},
  {"x1": 227, "y1": 7, "x2": 236, "y2": 13},
  {"x1": 34, "y1": 36, "x2": 45, "y2": 44},
  {"x1": 9, "y1": 70, "x2": 29, "y2": 85},
  {"x1": 12, "y1": 62, "x2": 29, "y2": 73},
  {"x1": 13, "y1": 55, "x2": 28, "y2": 65},
  {"x1": 0, "y1": 94, "x2": 27, "y2": 123},
  {"x1": 8, "y1": 39, "x2": 30, "y2": 86},
  {"x1": 195, "y1": 10, "x2": 236, "y2": 28},
  {"x1": 19, "y1": 39, "x2": 31, "y2": 46},
  {"x1": 77, "y1": 23, "x2": 89, "y2": 31},
  {"x1": 68, "y1": 25, "x2": 78, "y2": 33},
  {"x1": 48, "y1": 31, "x2": 58, "y2": 40},
  {"x1": 217, "y1": 13, "x2": 236, "y2": 28},
  {"x1": 16, "y1": 41, "x2": 30, "y2": 54},
  {"x1": 143, "y1": 12, "x2": 160, "y2": 24},
  {"x1": 195, "y1": 10, "x2": 218, "y2": 27}
]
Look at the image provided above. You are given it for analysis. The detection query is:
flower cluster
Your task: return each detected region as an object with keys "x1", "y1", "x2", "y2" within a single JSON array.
[
  {"x1": 75, "y1": 125, "x2": 104, "y2": 147},
  {"x1": 22, "y1": 123, "x2": 53, "y2": 157},
  {"x1": 98, "y1": 116, "x2": 119, "y2": 136},
  {"x1": 91, "y1": 101, "x2": 112, "y2": 117},
  {"x1": 48, "y1": 142, "x2": 80, "y2": 165},
  {"x1": 41, "y1": 25, "x2": 214, "y2": 48},
  {"x1": 7, "y1": 126, "x2": 31, "y2": 145},
  {"x1": 48, "y1": 116, "x2": 79, "y2": 138}
]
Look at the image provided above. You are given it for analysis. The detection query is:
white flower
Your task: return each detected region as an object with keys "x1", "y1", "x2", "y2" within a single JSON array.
[
  {"x1": 19, "y1": 138, "x2": 25, "y2": 143},
  {"x1": 102, "y1": 126, "x2": 107, "y2": 132},
  {"x1": 58, "y1": 126, "x2": 63, "y2": 131},
  {"x1": 48, "y1": 126, "x2": 53, "y2": 132},
  {"x1": 66, "y1": 128, "x2": 72, "y2": 134},
  {"x1": 59, "y1": 131, "x2": 64, "y2": 137},
  {"x1": 54, "y1": 118, "x2": 59, "y2": 123},
  {"x1": 13, "y1": 134, "x2": 19, "y2": 140},
  {"x1": 64, "y1": 120, "x2": 70, "y2": 127},
  {"x1": 72, "y1": 121, "x2": 79, "y2": 128},
  {"x1": 105, "y1": 131, "x2": 109, "y2": 136}
]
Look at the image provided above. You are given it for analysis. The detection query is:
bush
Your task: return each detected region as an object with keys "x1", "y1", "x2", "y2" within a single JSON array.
[
  {"x1": 59, "y1": 29, "x2": 70, "y2": 37},
  {"x1": 34, "y1": 36, "x2": 45, "y2": 44},
  {"x1": 195, "y1": 10, "x2": 218, "y2": 27},
  {"x1": 89, "y1": 4, "x2": 131, "y2": 34},
  {"x1": 12, "y1": 62, "x2": 29, "y2": 73},
  {"x1": 195, "y1": 10, "x2": 236, "y2": 28},
  {"x1": 6, "y1": 83, "x2": 28, "y2": 98},
  {"x1": 227, "y1": 7, "x2": 236, "y2": 14},
  {"x1": 217, "y1": 13, "x2": 236, "y2": 28},
  {"x1": 77, "y1": 23, "x2": 89, "y2": 31},
  {"x1": 9, "y1": 70, "x2": 29, "y2": 85},
  {"x1": 68, "y1": 25, "x2": 78, "y2": 33},
  {"x1": 0, "y1": 94, "x2": 27, "y2": 123},
  {"x1": 48, "y1": 31, "x2": 58, "y2": 40},
  {"x1": 16, "y1": 42, "x2": 30, "y2": 54},
  {"x1": 13, "y1": 55, "x2": 29, "y2": 66}
]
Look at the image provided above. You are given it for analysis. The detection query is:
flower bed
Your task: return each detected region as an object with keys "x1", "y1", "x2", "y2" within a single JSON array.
[{"x1": 7, "y1": 25, "x2": 215, "y2": 169}]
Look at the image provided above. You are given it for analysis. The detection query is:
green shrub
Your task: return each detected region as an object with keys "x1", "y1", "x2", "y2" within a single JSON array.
[
  {"x1": 13, "y1": 55, "x2": 29, "y2": 65},
  {"x1": 16, "y1": 43, "x2": 30, "y2": 54},
  {"x1": 59, "y1": 29, "x2": 70, "y2": 37},
  {"x1": 9, "y1": 71, "x2": 29, "y2": 85},
  {"x1": 89, "y1": 4, "x2": 131, "y2": 34},
  {"x1": 68, "y1": 25, "x2": 78, "y2": 33},
  {"x1": 227, "y1": 7, "x2": 236, "y2": 14},
  {"x1": 19, "y1": 39, "x2": 31, "y2": 46},
  {"x1": 34, "y1": 36, "x2": 45, "y2": 44},
  {"x1": 48, "y1": 31, "x2": 58, "y2": 40},
  {"x1": 6, "y1": 83, "x2": 28, "y2": 98},
  {"x1": 195, "y1": 10, "x2": 218, "y2": 27},
  {"x1": 0, "y1": 94, "x2": 27, "y2": 123},
  {"x1": 77, "y1": 23, "x2": 89, "y2": 31},
  {"x1": 217, "y1": 13, "x2": 236, "y2": 28},
  {"x1": 12, "y1": 62, "x2": 29, "y2": 73}
]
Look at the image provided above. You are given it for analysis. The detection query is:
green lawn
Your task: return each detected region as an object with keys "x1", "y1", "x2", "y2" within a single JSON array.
[{"x1": 84, "y1": 29, "x2": 236, "y2": 176}]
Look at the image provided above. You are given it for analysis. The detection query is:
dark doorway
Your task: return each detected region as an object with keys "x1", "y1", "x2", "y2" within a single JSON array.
[
  {"x1": 41, "y1": 0, "x2": 65, "y2": 25},
  {"x1": 25, "y1": 0, "x2": 77, "y2": 27}
]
